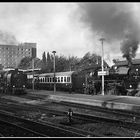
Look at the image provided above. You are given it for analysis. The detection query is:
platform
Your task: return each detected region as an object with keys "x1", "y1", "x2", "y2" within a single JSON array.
[{"x1": 27, "y1": 90, "x2": 140, "y2": 112}]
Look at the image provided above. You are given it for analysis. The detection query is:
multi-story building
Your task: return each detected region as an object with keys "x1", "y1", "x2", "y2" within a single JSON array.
[{"x1": 0, "y1": 42, "x2": 36, "y2": 68}]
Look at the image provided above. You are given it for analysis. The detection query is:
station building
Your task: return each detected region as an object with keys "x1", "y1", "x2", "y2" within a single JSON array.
[{"x1": 0, "y1": 42, "x2": 36, "y2": 68}]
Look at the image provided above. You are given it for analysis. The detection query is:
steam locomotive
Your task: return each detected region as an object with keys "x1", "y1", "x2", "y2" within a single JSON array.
[
  {"x1": 90, "y1": 64, "x2": 140, "y2": 96},
  {"x1": 0, "y1": 68, "x2": 27, "y2": 95}
]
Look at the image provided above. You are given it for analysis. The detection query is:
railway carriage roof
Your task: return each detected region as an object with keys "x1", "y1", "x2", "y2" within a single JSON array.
[{"x1": 38, "y1": 71, "x2": 75, "y2": 77}]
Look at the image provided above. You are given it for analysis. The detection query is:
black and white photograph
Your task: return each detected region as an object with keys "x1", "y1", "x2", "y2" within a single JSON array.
[{"x1": 0, "y1": 2, "x2": 140, "y2": 138}]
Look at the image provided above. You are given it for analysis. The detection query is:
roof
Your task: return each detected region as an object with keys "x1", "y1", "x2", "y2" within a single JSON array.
[
  {"x1": 115, "y1": 59, "x2": 140, "y2": 66},
  {"x1": 38, "y1": 71, "x2": 75, "y2": 77}
]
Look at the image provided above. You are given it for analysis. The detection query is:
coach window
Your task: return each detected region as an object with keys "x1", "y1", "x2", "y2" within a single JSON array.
[
  {"x1": 47, "y1": 77, "x2": 49, "y2": 83},
  {"x1": 40, "y1": 78, "x2": 42, "y2": 83},
  {"x1": 48, "y1": 77, "x2": 50, "y2": 83},
  {"x1": 58, "y1": 77, "x2": 60, "y2": 83},
  {"x1": 41, "y1": 78, "x2": 43, "y2": 83},
  {"x1": 61, "y1": 77, "x2": 63, "y2": 82},
  {"x1": 67, "y1": 77, "x2": 70, "y2": 82},
  {"x1": 45, "y1": 77, "x2": 47, "y2": 82},
  {"x1": 34, "y1": 79, "x2": 36, "y2": 82},
  {"x1": 39, "y1": 78, "x2": 41, "y2": 83},
  {"x1": 43, "y1": 77, "x2": 45, "y2": 83},
  {"x1": 50, "y1": 77, "x2": 52, "y2": 83},
  {"x1": 64, "y1": 77, "x2": 66, "y2": 82},
  {"x1": 50, "y1": 77, "x2": 53, "y2": 83}
]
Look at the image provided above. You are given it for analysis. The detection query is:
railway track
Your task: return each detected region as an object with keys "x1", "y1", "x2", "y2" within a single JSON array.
[
  {"x1": 0, "y1": 99, "x2": 100, "y2": 137},
  {"x1": 52, "y1": 101, "x2": 140, "y2": 121},
  {"x1": 0, "y1": 94, "x2": 140, "y2": 136},
  {"x1": 0, "y1": 115, "x2": 46, "y2": 137},
  {"x1": 19, "y1": 95, "x2": 140, "y2": 130},
  {"x1": 0, "y1": 110, "x2": 89, "y2": 137},
  {"x1": 20, "y1": 93, "x2": 140, "y2": 122},
  {"x1": 25, "y1": 93, "x2": 140, "y2": 120}
]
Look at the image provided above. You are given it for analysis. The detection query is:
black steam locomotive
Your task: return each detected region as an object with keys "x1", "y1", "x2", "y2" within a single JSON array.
[
  {"x1": 90, "y1": 64, "x2": 140, "y2": 96},
  {"x1": 0, "y1": 69, "x2": 27, "y2": 95}
]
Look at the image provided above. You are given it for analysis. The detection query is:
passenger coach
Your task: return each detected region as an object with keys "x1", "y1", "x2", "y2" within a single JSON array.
[
  {"x1": 26, "y1": 70, "x2": 87, "y2": 93},
  {"x1": 29, "y1": 71, "x2": 76, "y2": 91}
]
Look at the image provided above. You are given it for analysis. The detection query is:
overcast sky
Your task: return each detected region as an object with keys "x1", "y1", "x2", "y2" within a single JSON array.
[{"x1": 0, "y1": 2, "x2": 140, "y2": 65}]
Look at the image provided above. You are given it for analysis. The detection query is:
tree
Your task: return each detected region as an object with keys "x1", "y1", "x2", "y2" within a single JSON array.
[
  {"x1": 18, "y1": 57, "x2": 42, "y2": 69},
  {"x1": 47, "y1": 52, "x2": 51, "y2": 62},
  {"x1": 41, "y1": 51, "x2": 47, "y2": 72},
  {"x1": 46, "y1": 52, "x2": 53, "y2": 72},
  {"x1": 74, "y1": 52, "x2": 109, "y2": 71},
  {"x1": 55, "y1": 55, "x2": 67, "y2": 72},
  {"x1": 18, "y1": 57, "x2": 32, "y2": 69},
  {"x1": 67, "y1": 56, "x2": 79, "y2": 71}
]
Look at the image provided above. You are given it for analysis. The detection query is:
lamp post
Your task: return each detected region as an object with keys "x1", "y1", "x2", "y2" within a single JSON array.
[
  {"x1": 99, "y1": 37, "x2": 105, "y2": 96},
  {"x1": 32, "y1": 58, "x2": 35, "y2": 91},
  {"x1": 52, "y1": 51, "x2": 56, "y2": 94}
]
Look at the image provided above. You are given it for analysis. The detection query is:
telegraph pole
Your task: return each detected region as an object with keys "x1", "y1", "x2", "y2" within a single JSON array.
[
  {"x1": 52, "y1": 51, "x2": 56, "y2": 94},
  {"x1": 99, "y1": 37, "x2": 105, "y2": 96}
]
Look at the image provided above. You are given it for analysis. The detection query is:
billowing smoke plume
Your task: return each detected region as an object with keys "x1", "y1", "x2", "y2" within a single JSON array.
[
  {"x1": 78, "y1": 3, "x2": 140, "y2": 62},
  {"x1": 121, "y1": 34, "x2": 139, "y2": 66},
  {"x1": 0, "y1": 30, "x2": 18, "y2": 45}
]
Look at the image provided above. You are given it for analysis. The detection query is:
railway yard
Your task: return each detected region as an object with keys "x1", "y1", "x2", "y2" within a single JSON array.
[
  {"x1": 1, "y1": 2, "x2": 140, "y2": 138},
  {"x1": 0, "y1": 90, "x2": 140, "y2": 137}
]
